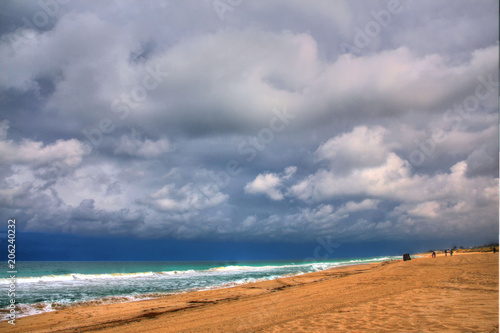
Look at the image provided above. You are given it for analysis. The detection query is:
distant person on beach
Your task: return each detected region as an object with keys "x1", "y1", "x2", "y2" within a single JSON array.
[
  {"x1": 494, "y1": 248, "x2": 496, "y2": 253},
  {"x1": 432, "y1": 251, "x2": 436, "y2": 258},
  {"x1": 450, "y1": 249, "x2": 453, "y2": 256},
  {"x1": 444, "y1": 250, "x2": 447, "y2": 256}
]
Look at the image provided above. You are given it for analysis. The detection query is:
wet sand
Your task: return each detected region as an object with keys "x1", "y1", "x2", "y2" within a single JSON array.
[{"x1": 2, "y1": 253, "x2": 498, "y2": 332}]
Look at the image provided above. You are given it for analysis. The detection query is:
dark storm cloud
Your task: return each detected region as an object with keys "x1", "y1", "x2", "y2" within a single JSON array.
[{"x1": 0, "y1": 0, "x2": 497, "y2": 245}]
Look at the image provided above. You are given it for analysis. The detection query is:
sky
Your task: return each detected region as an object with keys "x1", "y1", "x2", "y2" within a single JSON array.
[{"x1": 0, "y1": 0, "x2": 498, "y2": 261}]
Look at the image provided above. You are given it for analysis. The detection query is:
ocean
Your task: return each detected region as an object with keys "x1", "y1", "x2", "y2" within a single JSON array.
[{"x1": 0, "y1": 256, "x2": 398, "y2": 319}]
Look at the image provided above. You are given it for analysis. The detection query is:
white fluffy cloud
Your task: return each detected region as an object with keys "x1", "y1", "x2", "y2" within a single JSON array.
[
  {"x1": 244, "y1": 173, "x2": 283, "y2": 200},
  {"x1": 292, "y1": 125, "x2": 498, "y2": 201},
  {"x1": 315, "y1": 126, "x2": 391, "y2": 170},
  {"x1": 286, "y1": 126, "x2": 498, "y2": 241},
  {"x1": 149, "y1": 183, "x2": 228, "y2": 212},
  {"x1": 244, "y1": 166, "x2": 297, "y2": 200},
  {"x1": 0, "y1": 121, "x2": 90, "y2": 167}
]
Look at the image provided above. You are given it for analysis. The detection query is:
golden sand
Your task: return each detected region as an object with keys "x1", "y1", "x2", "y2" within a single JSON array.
[{"x1": 2, "y1": 253, "x2": 498, "y2": 332}]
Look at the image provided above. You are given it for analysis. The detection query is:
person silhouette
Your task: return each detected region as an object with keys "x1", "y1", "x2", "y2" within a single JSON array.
[{"x1": 444, "y1": 250, "x2": 447, "y2": 256}]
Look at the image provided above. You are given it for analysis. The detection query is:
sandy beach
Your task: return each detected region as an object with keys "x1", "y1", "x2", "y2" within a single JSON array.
[{"x1": 2, "y1": 253, "x2": 498, "y2": 332}]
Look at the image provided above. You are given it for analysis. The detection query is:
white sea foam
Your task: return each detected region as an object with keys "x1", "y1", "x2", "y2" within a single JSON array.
[
  {"x1": 0, "y1": 269, "x2": 200, "y2": 284},
  {"x1": 0, "y1": 257, "x2": 395, "y2": 285},
  {"x1": 1, "y1": 294, "x2": 165, "y2": 321}
]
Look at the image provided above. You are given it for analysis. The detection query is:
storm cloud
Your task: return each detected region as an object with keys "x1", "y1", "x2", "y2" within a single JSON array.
[{"x1": 0, "y1": 0, "x2": 498, "y2": 248}]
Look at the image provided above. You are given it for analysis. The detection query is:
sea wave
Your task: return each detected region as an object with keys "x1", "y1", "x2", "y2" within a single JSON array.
[
  {"x1": 0, "y1": 257, "x2": 395, "y2": 284},
  {"x1": 0, "y1": 256, "x2": 397, "y2": 321},
  {"x1": 0, "y1": 269, "x2": 199, "y2": 284},
  {"x1": 0, "y1": 274, "x2": 289, "y2": 321}
]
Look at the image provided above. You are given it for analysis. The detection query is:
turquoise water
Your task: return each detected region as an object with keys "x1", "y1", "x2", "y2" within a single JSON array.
[{"x1": 0, "y1": 256, "x2": 397, "y2": 318}]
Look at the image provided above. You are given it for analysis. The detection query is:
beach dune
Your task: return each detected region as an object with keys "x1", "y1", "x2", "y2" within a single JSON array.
[{"x1": 2, "y1": 253, "x2": 498, "y2": 332}]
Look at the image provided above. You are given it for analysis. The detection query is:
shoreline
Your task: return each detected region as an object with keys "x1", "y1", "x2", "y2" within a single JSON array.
[
  {"x1": 1, "y1": 252, "x2": 498, "y2": 332},
  {"x1": 1, "y1": 256, "x2": 396, "y2": 321}
]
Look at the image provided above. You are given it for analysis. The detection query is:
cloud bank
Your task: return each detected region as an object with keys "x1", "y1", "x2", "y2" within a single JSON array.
[{"x1": 0, "y1": 0, "x2": 497, "y2": 246}]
